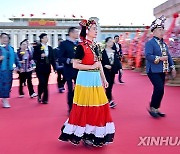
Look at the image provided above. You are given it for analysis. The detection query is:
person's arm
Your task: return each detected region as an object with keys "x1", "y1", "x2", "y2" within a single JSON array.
[
  {"x1": 99, "y1": 61, "x2": 108, "y2": 88},
  {"x1": 145, "y1": 41, "x2": 168, "y2": 64},
  {"x1": 166, "y1": 46, "x2": 176, "y2": 78},
  {"x1": 73, "y1": 59, "x2": 97, "y2": 70},
  {"x1": 101, "y1": 50, "x2": 106, "y2": 67},
  {"x1": 33, "y1": 46, "x2": 41, "y2": 63},
  {"x1": 119, "y1": 44, "x2": 123, "y2": 56},
  {"x1": 101, "y1": 50, "x2": 111, "y2": 70},
  {"x1": 14, "y1": 52, "x2": 21, "y2": 69},
  {"x1": 145, "y1": 41, "x2": 158, "y2": 63},
  {"x1": 58, "y1": 42, "x2": 72, "y2": 65},
  {"x1": 73, "y1": 45, "x2": 95, "y2": 70},
  {"x1": 50, "y1": 47, "x2": 57, "y2": 71},
  {"x1": 166, "y1": 46, "x2": 175, "y2": 69},
  {"x1": 115, "y1": 52, "x2": 122, "y2": 69}
]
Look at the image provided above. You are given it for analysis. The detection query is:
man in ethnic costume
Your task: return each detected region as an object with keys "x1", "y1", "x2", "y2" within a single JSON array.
[{"x1": 145, "y1": 15, "x2": 176, "y2": 118}]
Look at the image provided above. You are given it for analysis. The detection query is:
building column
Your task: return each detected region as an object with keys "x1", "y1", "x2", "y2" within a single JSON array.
[
  {"x1": 14, "y1": 34, "x2": 18, "y2": 50},
  {"x1": 36, "y1": 30, "x2": 40, "y2": 41},
  {"x1": 48, "y1": 32, "x2": 52, "y2": 46},
  {"x1": 21, "y1": 31, "x2": 26, "y2": 41},
  {"x1": 10, "y1": 32, "x2": 15, "y2": 47},
  {"x1": 54, "y1": 32, "x2": 58, "y2": 47},
  {"x1": 62, "y1": 30, "x2": 66, "y2": 40},
  {"x1": 29, "y1": 32, "x2": 33, "y2": 44}
]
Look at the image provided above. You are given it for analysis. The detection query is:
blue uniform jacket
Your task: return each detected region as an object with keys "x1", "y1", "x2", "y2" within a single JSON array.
[{"x1": 145, "y1": 37, "x2": 174, "y2": 73}]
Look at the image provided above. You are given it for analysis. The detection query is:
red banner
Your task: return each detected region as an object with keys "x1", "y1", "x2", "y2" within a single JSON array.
[{"x1": 29, "y1": 20, "x2": 56, "y2": 26}]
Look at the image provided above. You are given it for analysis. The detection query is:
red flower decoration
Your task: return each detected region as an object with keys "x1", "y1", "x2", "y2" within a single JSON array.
[
  {"x1": 79, "y1": 19, "x2": 87, "y2": 27},
  {"x1": 173, "y1": 13, "x2": 179, "y2": 18}
]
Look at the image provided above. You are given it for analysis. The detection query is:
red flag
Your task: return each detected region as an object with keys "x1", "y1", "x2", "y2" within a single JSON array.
[
  {"x1": 72, "y1": 14, "x2": 75, "y2": 18},
  {"x1": 21, "y1": 14, "x2": 25, "y2": 17},
  {"x1": 80, "y1": 15, "x2": 83, "y2": 18},
  {"x1": 30, "y1": 14, "x2": 34, "y2": 17}
]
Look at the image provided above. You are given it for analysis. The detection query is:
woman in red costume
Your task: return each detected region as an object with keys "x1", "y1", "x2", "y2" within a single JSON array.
[{"x1": 58, "y1": 19, "x2": 115, "y2": 147}]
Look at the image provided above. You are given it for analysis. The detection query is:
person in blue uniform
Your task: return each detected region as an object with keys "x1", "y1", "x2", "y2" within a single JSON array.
[
  {"x1": 54, "y1": 38, "x2": 66, "y2": 93},
  {"x1": 0, "y1": 33, "x2": 21, "y2": 108},
  {"x1": 145, "y1": 15, "x2": 176, "y2": 118},
  {"x1": 58, "y1": 27, "x2": 79, "y2": 113}
]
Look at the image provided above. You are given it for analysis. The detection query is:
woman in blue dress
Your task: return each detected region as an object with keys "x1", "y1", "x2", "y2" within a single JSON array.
[{"x1": 0, "y1": 33, "x2": 21, "y2": 108}]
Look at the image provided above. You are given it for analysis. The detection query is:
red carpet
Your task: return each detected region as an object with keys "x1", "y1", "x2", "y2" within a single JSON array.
[{"x1": 0, "y1": 70, "x2": 180, "y2": 154}]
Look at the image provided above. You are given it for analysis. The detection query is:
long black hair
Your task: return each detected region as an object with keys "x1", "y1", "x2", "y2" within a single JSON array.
[{"x1": 80, "y1": 26, "x2": 87, "y2": 40}]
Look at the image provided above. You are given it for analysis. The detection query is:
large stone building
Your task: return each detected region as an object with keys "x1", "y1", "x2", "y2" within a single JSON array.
[
  {"x1": 154, "y1": 0, "x2": 180, "y2": 28},
  {"x1": 0, "y1": 17, "x2": 145, "y2": 49}
]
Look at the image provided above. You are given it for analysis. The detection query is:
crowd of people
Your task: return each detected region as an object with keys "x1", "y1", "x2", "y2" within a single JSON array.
[
  {"x1": 0, "y1": 25, "x2": 124, "y2": 109},
  {"x1": 0, "y1": 16, "x2": 177, "y2": 147}
]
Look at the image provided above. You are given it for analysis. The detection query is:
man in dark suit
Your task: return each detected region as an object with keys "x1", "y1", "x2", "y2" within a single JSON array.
[
  {"x1": 112, "y1": 35, "x2": 124, "y2": 83},
  {"x1": 58, "y1": 27, "x2": 79, "y2": 113},
  {"x1": 54, "y1": 38, "x2": 66, "y2": 93},
  {"x1": 33, "y1": 33, "x2": 56, "y2": 104}
]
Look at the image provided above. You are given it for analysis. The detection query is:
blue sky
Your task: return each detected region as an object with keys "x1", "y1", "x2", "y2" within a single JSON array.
[{"x1": 0, "y1": 0, "x2": 167, "y2": 25}]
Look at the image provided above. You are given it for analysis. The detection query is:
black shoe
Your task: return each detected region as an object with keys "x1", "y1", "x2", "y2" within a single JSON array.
[
  {"x1": 147, "y1": 108, "x2": 160, "y2": 118},
  {"x1": 83, "y1": 139, "x2": 93, "y2": 147},
  {"x1": 109, "y1": 101, "x2": 117, "y2": 108},
  {"x1": 157, "y1": 111, "x2": 166, "y2": 117},
  {"x1": 119, "y1": 81, "x2": 125, "y2": 84},
  {"x1": 38, "y1": 97, "x2": 42, "y2": 103},
  {"x1": 62, "y1": 87, "x2": 65, "y2": 90},
  {"x1": 59, "y1": 89, "x2": 64, "y2": 93},
  {"x1": 42, "y1": 101, "x2": 48, "y2": 104}
]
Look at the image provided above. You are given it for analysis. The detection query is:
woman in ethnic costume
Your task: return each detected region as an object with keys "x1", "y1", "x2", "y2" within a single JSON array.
[
  {"x1": 0, "y1": 33, "x2": 21, "y2": 108},
  {"x1": 58, "y1": 19, "x2": 115, "y2": 147}
]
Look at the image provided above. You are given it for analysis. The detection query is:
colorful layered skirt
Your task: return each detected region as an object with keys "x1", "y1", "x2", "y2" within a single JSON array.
[{"x1": 58, "y1": 70, "x2": 115, "y2": 147}]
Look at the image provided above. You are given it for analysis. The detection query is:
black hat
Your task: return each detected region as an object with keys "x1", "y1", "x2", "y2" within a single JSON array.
[{"x1": 150, "y1": 15, "x2": 166, "y2": 32}]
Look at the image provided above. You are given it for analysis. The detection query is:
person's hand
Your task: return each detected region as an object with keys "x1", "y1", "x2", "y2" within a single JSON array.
[
  {"x1": 76, "y1": 59, "x2": 82, "y2": 63},
  {"x1": 41, "y1": 53, "x2": 46, "y2": 58},
  {"x1": 105, "y1": 65, "x2": 112, "y2": 69},
  {"x1": 171, "y1": 69, "x2": 176, "y2": 79},
  {"x1": 160, "y1": 56, "x2": 168, "y2": 61},
  {"x1": 21, "y1": 60, "x2": 25, "y2": 64},
  {"x1": 0, "y1": 56, "x2": 4, "y2": 61},
  {"x1": 103, "y1": 80, "x2": 109, "y2": 88},
  {"x1": 91, "y1": 61, "x2": 101, "y2": 70}
]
